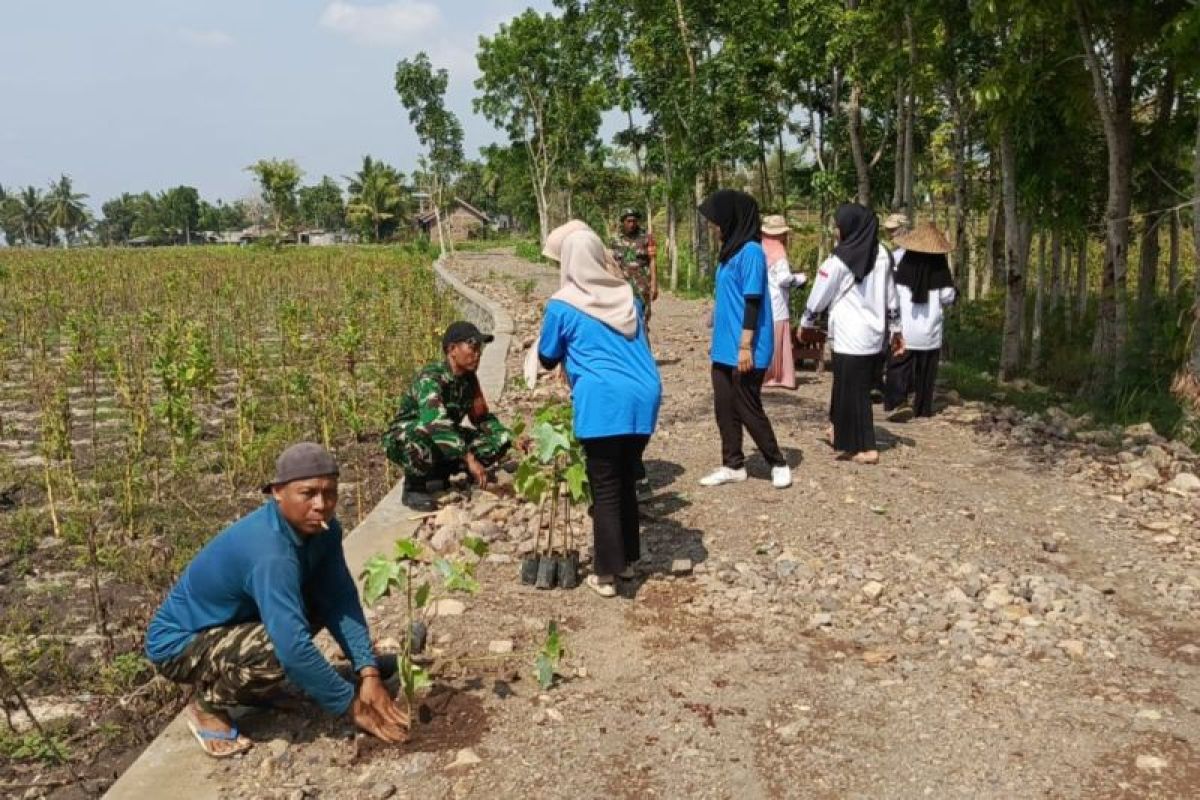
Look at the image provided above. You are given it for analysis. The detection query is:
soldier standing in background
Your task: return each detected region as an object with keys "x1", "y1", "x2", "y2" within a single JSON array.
[
  {"x1": 610, "y1": 209, "x2": 658, "y2": 331},
  {"x1": 383, "y1": 321, "x2": 512, "y2": 508}
]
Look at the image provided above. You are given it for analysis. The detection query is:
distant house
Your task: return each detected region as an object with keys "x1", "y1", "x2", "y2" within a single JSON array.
[
  {"x1": 415, "y1": 197, "x2": 492, "y2": 243},
  {"x1": 298, "y1": 229, "x2": 353, "y2": 246}
]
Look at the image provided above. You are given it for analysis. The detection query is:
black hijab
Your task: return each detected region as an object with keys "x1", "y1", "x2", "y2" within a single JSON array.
[
  {"x1": 895, "y1": 251, "x2": 954, "y2": 304},
  {"x1": 698, "y1": 189, "x2": 761, "y2": 264},
  {"x1": 832, "y1": 203, "x2": 879, "y2": 283}
]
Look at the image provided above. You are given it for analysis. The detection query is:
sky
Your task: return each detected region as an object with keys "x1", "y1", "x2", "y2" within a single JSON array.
[{"x1": 0, "y1": 0, "x2": 558, "y2": 211}]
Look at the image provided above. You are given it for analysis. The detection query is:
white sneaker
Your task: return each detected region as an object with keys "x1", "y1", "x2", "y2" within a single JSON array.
[
  {"x1": 699, "y1": 467, "x2": 748, "y2": 487},
  {"x1": 771, "y1": 464, "x2": 792, "y2": 489}
]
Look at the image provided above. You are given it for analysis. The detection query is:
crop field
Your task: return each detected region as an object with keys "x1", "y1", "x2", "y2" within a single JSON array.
[{"x1": 0, "y1": 245, "x2": 455, "y2": 788}]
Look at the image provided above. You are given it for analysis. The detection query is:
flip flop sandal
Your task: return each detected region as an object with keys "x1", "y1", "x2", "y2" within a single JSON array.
[{"x1": 185, "y1": 711, "x2": 253, "y2": 758}]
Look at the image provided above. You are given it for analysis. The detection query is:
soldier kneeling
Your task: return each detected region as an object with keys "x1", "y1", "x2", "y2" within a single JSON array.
[{"x1": 384, "y1": 321, "x2": 512, "y2": 507}]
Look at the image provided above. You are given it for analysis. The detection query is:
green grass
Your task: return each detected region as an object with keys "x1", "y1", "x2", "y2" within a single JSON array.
[
  {"x1": 941, "y1": 287, "x2": 1196, "y2": 444},
  {"x1": 513, "y1": 239, "x2": 545, "y2": 264}
]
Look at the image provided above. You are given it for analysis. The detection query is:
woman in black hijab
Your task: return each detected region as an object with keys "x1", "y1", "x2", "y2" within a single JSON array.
[
  {"x1": 695, "y1": 190, "x2": 791, "y2": 489},
  {"x1": 800, "y1": 203, "x2": 902, "y2": 464}
]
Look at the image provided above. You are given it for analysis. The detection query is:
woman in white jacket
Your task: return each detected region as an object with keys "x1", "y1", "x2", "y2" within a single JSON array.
[
  {"x1": 801, "y1": 204, "x2": 902, "y2": 465},
  {"x1": 884, "y1": 223, "x2": 956, "y2": 418}
]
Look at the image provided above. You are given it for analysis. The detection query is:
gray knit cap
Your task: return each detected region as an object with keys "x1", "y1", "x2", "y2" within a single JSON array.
[{"x1": 262, "y1": 442, "x2": 339, "y2": 493}]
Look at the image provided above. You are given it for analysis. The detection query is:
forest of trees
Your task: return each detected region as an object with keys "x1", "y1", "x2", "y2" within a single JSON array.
[
  {"x1": 2, "y1": 0, "x2": 1198, "y2": 438},
  {"x1": 0, "y1": 156, "x2": 430, "y2": 248},
  {"x1": 466, "y1": 0, "x2": 1200, "y2": 439}
]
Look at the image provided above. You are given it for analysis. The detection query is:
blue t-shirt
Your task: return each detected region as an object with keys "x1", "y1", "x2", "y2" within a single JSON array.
[
  {"x1": 538, "y1": 299, "x2": 662, "y2": 439},
  {"x1": 711, "y1": 241, "x2": 774, "y2": 369},
  {"x1": 145, "y1": 501, "x2": 376, "y2": 715}
]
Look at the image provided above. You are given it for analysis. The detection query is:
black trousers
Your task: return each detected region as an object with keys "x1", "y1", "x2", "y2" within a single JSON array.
[
  {"x1": 885, "y1": 348, "x2": 940, "y2": 417},
  {"x1": 711, "y1": 364, "x2": 785, "y2": 470},
  {"x1": 581, "y1": 435, "x2": 649, "y2": 576},
  {"x1": 830, "y1": 352, "x2": 878, "y2": 454}
]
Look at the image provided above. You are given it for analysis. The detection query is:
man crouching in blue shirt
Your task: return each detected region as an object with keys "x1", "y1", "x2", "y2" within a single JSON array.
[{"x1": 145, "y1": 442, "x2": 409, "y2": 757}]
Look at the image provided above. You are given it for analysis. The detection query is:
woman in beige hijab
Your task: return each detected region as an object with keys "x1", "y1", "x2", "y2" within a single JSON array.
[{"x1": 536, "y1": 226, "x2": 662, "y2": 597}]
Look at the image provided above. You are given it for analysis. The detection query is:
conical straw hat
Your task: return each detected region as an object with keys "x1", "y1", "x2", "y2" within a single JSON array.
[{"x1": 895, "y1": 222, "x2": 952, "y2": 254}]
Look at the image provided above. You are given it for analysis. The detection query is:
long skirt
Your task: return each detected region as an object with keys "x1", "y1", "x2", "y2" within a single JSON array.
[
  {"x1": 829, "y1": 352, "x2": 877, "y2": 454},
  {"x1": 763, "y1": 321, "x2": 796, "y2": 389}
]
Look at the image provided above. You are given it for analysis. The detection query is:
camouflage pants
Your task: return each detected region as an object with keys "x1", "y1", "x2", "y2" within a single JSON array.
[
  {"x1": 156, "y1": 622, "x2": 289, "y2": 709},
  {"x1": 628, "y1": 274, "x2": 653, "y2": 324},
  {"x1": 384, "y1": 415, "x2": 511, "y2": 482}
]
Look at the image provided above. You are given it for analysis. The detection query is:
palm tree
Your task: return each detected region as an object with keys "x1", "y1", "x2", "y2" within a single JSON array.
[
  {"x1": 345, "y1": 156, "x2": 407, "y2": 242},
  {"x1": 46, "y1": 175, "x2": 88, "y2": 247},
  {"x1": 0, "y1": 184, "x2": 16, "y2": 245},
  {"x1": 16, "y1": 186, "x2": 50, "y2": 246}
]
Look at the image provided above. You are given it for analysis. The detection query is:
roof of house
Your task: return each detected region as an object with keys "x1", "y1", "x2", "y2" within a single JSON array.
[{"x1": 415, "y1": 197, "x2": 492, "y2": 226}]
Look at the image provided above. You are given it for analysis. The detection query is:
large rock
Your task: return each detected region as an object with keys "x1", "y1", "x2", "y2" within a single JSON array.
[
  {"x1": 1121, "y1": 460, "x2": 1161, "y2": 491},
  {"x1": 470, "y1": 491, "x2": 502, "y2": 519},
  {"x1": 1123, "y1": 421, "x2": 1160, "y2": 443},
  {"x1": 435, "y1": 506, "x2": 472, "y2": 528},
  {"x1": 1165, "y1": 471, "x2": 1200, "y2": 494},
  {"x1": 431, "y1": 524, "x2": 467, "y2": 552},
  {"x1": 1141, "y1": 445, "x2": 1172, "y2": 471}
]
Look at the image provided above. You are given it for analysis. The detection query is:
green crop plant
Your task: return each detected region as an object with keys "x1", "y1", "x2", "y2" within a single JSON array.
[
  {"x1": 0, "y1": 245, "x2": 458, "y2": 758},
  {"x1": 361, "y1": 535, "x2": 488, "y2": 716}
]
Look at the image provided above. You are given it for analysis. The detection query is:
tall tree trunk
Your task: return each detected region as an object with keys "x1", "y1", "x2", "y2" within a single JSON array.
[
  {"x1": 947, "y1": 77, "x2": 970, "y2": 299},
  {"x1": 892, "y1": 77, "x2": 905, "y2": 209},
  {"x1": 1064, "y1": 242, "x2": 1074, "y2": 333},
  {"x1": 1168, "y1": 211, "x2": 1180, "y2": 295},
  {"x1": 848, "y1": 82, "x2": 871, "y2": 207},
  {"x1": 758, "y1": 134, "x2": 772, "y2": 208},
  {"x1": 1075, "y1": 234, "x2": 1089, "y2": 319},
  {"x1": 693, "y1": 175, "x2": 709, "y2": 280},
  {"x1": 999, "y1": 127, "x2": 1029, "y2": 380},
  {"x1": 1137, "y1": 212, "x2": 1160, "y2": 310},
  {"x1": 985, "y1": 166, "x2": 1003, "y2": 297},
  {"x1": 1050, "y1": 228, "x2": 1063, "y2": 310},
  {"x1": 901, "y1": 12, "x2": 917, "y2": 215},
  {"x1": 663, "y1": 132, "x2": 679, "y2": 292},
  {"x1": 1031, "y1": 231, "x2": 1047, "y2": 371},
  {"x1": 1077, "y1": 0, "x2": 1134, "y2": 382},
  {"x1": 776, "y1": 125, "x2": 788, "y2": 211},
  {"x1": 1173, "y1": 112, "x2": 1200, "y2": 439},
  {"x1": 844, "y1": 0, "x2": 869, "y2": 206}
]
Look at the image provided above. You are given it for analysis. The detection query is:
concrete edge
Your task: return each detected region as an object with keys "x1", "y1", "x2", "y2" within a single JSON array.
[
  {"x1": 432, "y1": 252, "x2": 515, "y2": 400},
  {"x1": 104, "y1": 253, "x2": 510, "y2": 800}
]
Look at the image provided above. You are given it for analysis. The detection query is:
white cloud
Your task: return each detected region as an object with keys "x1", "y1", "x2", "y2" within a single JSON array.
[
  {"x1": 178, "y1": 28, "x2": 235, "y2": 49},
  {"x1": 319, "y1": 2, "x2": 442, "y2": 46}
]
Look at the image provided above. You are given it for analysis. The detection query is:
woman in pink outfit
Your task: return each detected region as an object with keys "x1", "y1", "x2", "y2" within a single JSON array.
[{"x1": 761, "y1": 215, "x2": 807, "y2": 389}]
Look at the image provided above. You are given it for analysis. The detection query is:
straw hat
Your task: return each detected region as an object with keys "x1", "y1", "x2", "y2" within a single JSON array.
[
  {"x1": 894, "y1": 222, "x2": 952, "y2": 254},
  {"x1": 882, "y1": 212, "x2": 910, "y2": 232},
  {"x1": 760, "y1": 214, "x2": 791, "y2": 236}
]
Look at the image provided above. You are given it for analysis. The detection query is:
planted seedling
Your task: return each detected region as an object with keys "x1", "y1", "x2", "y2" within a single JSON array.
[
  {"x1": 535, "y1": 621, "x2": 564, "y2": 690},
  {"x1": 361, "y1": 535, "x2": 488, "y2": 720}
]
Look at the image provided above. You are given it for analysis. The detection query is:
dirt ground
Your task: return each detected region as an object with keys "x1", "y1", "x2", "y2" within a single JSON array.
[{"x1": 62, "y1": 249, "x2": 1200, "y2": 799}]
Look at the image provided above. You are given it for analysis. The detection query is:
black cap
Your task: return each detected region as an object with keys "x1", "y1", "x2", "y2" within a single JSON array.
[
  {"x1": 620, "y1": 208, "x2": 641, "y2": 221},
  {"x1": 262, "y1": 442, "x2": 339, "y2": 493},
  {"x1": 442, "y1": 321, "x2": 494, "y2": 352}
]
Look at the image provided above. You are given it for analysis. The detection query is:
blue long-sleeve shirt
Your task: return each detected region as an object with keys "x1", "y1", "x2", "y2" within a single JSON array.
[{"x1": 145, "y1": 501, "x2": 376, "y2": 714}]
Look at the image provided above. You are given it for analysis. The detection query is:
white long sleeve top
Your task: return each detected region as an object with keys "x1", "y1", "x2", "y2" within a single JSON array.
[
  {"x1": 801, "y1": 249, "x2": 899, "y2": 356},
  {"x1": 766, "y1": 256, "x2": 807, "y2": 322},
  {"x1": 897, "y1": 284, "x2": 957, "y2": 350}
]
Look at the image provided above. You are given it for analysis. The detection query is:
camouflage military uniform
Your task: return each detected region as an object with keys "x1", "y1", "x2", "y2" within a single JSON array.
[
  {"x1": 382, "y1": 361, "x2": 512, "y2": 483},
  {"x1": 156, "y1": 621, "x2": 289, "y2": 708},
  {"x1": 611, "y1": 230, "x2": 656, "y2": 323}
]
